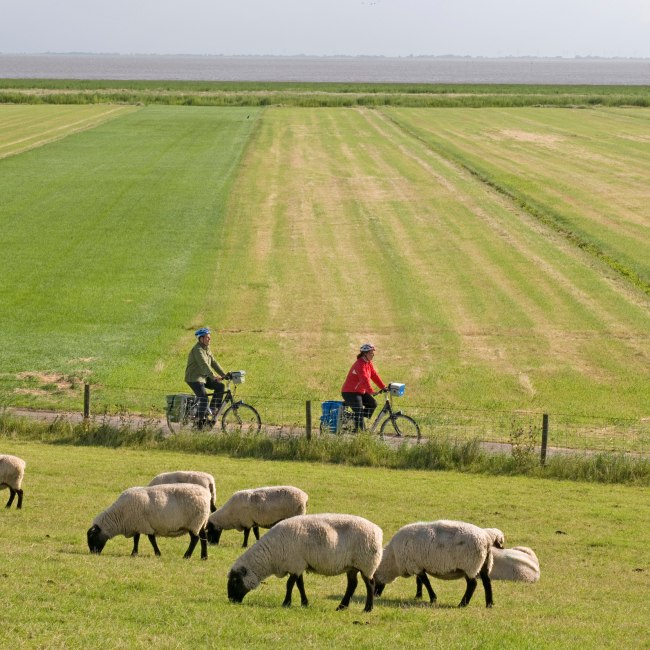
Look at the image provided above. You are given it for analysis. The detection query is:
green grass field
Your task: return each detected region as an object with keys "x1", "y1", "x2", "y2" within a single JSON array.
[
  {"x1": 0, "y1": 101, "x2": 648, "y2": 431},
  {"x1": 1, "y1": 440, "x2": 648, "y2": 649}
]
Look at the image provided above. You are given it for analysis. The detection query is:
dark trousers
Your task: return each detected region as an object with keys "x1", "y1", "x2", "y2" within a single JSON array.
[
  {"x1": 341, "y1": 392, "x2": 377, "y2": 431},
  {"x1": 187, "y1": 378, "x2": 225, "y2": 421}
]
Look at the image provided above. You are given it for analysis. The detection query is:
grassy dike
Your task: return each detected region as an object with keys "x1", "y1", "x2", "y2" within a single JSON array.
[{"x1": 1, "y1": 94, "x2": 648, "y2": 431}]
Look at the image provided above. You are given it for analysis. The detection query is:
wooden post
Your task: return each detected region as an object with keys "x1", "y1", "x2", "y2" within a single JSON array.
[
  {"x1": 84, "y1": 383, "x2": 90, "y2": 421},
  {"x1": 540, "y1": 413, "x2": 549, "y2": 466},
  {"x1": 305, "y1": 400, "x2": 312, "y2": 440}
]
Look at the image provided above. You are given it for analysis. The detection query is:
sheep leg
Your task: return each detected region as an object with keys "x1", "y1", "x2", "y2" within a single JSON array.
[
  {"x1": 131, "y1": 533, "x2": 140, "y2": 556},
  {"x1": 417, "y1": 572, "x2": 437, "y2": 603},
  {"x1": 283, "y1": 573, "x2": 300, "y2": 607},
  {"x1": 253, "y1": 525, "x2": 260, "y2": 541},
  {"x1": 415, "y1": 575, "x2": 422, "y2": 599},
  {"x1": 5, "y1": 488, "x2": 14, "y2": 508},
  {"x1": 336, "y1": 569, "x2": 359, "y2": 610},
  {"x1": 15, "y1": 489, "x2": 23, "y2": 509},
  {"x1": 296, "y1": 574, "x2": 308, "y2": 606},
  {"x1": 479, "y1": 564, "x2": 494, "y2": 608},
  {"x1": 184, "y1": 532, "x2": 199, "y2": 559},
  {"x1": 242, "y1": 528, "x2": 251, "y2": 547},
  {"x1": 199, "y1": 526, "x2": 208, "y2": 560},
  {"x1": 459, "y1": 576, "x2": 477, "y2": 607},
  {"x1": 361, "y1": 573, "x2": 375, "y2": 613},
  {"x1": 148, "y1": 534, "x2": 162, "y2": 556}
]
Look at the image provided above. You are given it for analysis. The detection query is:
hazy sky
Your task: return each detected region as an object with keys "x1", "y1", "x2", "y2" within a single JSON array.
[{"x1": 3, "y1": 0, "x2": 650, "y2": 59}]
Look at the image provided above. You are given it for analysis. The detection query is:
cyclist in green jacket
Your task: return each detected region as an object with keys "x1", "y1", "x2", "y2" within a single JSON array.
[{"x1": 185, "y1": 327, "x2": 227, "y2": 427}]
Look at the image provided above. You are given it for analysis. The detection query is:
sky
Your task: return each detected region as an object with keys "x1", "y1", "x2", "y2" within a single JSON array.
[{"x1": 2, "y1": 0, "x2": 650, "y2": 59}]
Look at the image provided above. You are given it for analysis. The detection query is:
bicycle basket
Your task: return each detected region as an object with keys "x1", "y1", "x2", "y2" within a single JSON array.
[
  {"x1": 389, "y1": 383, "x2": 405, "y2": 397},
  {"x1": 320, "y1": 400, "x2": 344, "y2": 433},
  {"x1": 231, "y1": 370, "x2": 246, "y2": 385},
  {"x1": 166, "y1": 394, "x2": 193, "y2": 422}
]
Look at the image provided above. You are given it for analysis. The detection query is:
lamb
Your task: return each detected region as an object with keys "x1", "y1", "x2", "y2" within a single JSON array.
[
  {"x1": 0, "y1": 454, "x2": 26, "y2": 509},
  {"x1": 87, "y1": 483, "x2": 211, "y2": 559},
  {"x1": 374, "y1": 520, "x2": 504, "y2": 608},
  {"x1": 148, "y1": 470, "x2": 217, "y2": 512},
  {"x1": 489, "y1": 546, "x2": 540, "y2": 583},
  {"x1": 207, "y1": 485, "x2": 308, "y2": 547},
  {"x1": 227, "y1": 513, "x2": 383, "y2": 612}
]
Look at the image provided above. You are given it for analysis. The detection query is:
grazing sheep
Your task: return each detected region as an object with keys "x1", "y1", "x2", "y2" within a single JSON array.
[
  {"x1": 414, "y1": 542, "x2": 538, "y2": 599},
  {"x1": 375, "y1": 520, "x2": 504, "y2": 608},
  {"x1": 148, "y1": 470, "x2": 217, "y2": 512},
  {"x1": 87, "y1": 483, "x2": 211, "y2": 559},
  {"x1": 489, "y1": 546, "x2": 540, "y2": 583},
  {"x1": 207, "y1": 485, "x2": 308, "y2": 547},
  {"x1": 0, "y1": 454, "x2": 26, "y2": 509},
  {"x1": 227, "y1": 513, "x2": 382, "y2": 612}
]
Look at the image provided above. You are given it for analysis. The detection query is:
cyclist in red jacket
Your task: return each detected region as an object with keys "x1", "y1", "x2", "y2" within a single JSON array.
[{"x1": 341, "y1": 343, "x2": 387, "y2": 431}]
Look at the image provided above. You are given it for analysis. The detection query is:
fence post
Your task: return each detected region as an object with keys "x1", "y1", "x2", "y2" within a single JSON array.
[
  {"x1": 540, "y1": 413, "x2": 549, "y2": 465},
  {"x1": 305, "y1": 400, "x2": 312, "y2": 440},
  {"x1": 83, "y1": 383, "x2": 91, "y2": 421}
]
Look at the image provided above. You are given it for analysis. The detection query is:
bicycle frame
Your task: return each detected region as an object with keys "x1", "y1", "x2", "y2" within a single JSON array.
[
  {"x1": 340, "y1": 390, "x2": 398, "y2": 433},
  {"x1": 367, "y1": 392, "x2": 398, "y2": 433},
  {"x1": 203, "y1": 381, "x2": 239, "y2": 420}
]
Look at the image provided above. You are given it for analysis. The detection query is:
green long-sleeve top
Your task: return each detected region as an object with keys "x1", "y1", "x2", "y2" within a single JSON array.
[{"x1": 184, "y1": 342, "x2": 226, "y2": 383}]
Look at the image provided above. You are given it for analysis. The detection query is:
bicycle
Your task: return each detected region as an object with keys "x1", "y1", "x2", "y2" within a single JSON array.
[
  {"x1": 166, "y1": 371, "x2": 262, "y2": 435},
  {"x1": 319, "y1": 382, "x2": 421, "y2": 442}
]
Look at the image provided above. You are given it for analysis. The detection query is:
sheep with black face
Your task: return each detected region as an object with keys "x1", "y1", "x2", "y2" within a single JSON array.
[
  {"x1": 87, "y1": 483, "x2": 211, "y2": 559},
  {"x1": 228, "y1": 513, "x2": 382, "y2": 612}
]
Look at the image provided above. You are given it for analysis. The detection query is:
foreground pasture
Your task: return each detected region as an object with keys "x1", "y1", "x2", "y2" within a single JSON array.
[{"x1": 1, "y1": 441, "x2": 648, "y2": 648}]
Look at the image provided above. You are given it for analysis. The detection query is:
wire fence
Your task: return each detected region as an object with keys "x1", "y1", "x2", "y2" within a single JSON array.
[{"x1": 2, "y1": 380, "x2": 649, "y2": 457}]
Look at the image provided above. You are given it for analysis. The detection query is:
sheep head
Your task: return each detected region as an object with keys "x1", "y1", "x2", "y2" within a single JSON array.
[
  {"x1": 206, "y1": 521, "x2": 223, "y2": 545},
  {"x1": 87, "y1": 525, "x2": 110, "y2": 554}
]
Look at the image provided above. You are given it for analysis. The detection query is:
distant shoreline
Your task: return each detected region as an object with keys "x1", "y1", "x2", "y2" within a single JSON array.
[
  {"x1": 1, "y1": 53, "x2": 649, "y2": 84},
  {"x1": 3, "y1": 52, "x2": 650, "y2": 60}
]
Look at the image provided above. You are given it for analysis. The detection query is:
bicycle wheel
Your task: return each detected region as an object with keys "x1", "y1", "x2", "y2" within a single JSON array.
[
  {"x1": 379, "y1": 413, "x2": 421, "y2": 442},
  {"x1": 221, "y1": 403, "x2": 262, "y2": 435}
]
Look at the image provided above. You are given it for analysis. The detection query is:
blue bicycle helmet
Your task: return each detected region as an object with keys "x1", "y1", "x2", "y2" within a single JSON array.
[{"x1": 195, "y1": 327, "x2": 211, "y2": 338}]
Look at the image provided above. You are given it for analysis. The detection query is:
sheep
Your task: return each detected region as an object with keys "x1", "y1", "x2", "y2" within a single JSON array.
[
  {"x1": 227, "y1": 513, "x2": 383, "y2": 612},
  {"x1": 489, "y1": 546, "x2": 540, "y2": 583},
  {"x1": 207, "y1": 485, "x2": 308, "y2": 547},
  {"x1": 0, "y1": 454, "x2": 26, "y2": 509},
  {"x1": 87, "y1": 483, "x2": 211, "y2": 559},
  {"x1": 374, "y1": 520, "x2": 504, "y2": 608},
  {"x1": 148, "y1": 470, "x2": 217, "y2": 512},
  {"x1": 413, "y1": 542, "x2": 539, "y2": 599}
]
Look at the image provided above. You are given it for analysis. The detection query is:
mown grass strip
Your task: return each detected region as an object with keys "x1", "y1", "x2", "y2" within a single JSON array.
[
  {"x1": 0, "y1": 105, "x2": 260, "y2": 402},
  {"x1": 383, "y1": 108, "x2": 650, "y2": 297},
  {"x1": 0, "y1": 104, "x2": 135, "y2": 158}
]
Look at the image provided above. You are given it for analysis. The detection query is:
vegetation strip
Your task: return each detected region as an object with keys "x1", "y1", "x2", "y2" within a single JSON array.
[
  {"x1": 2, "y1": 415, "x2": 648, "y2": 485},
  {"x1": 1, "y1": 79, "x2": 649, "y2": 108}
]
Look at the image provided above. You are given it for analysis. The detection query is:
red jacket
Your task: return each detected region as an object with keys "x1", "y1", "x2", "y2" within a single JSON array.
[{"x1": 341, "y1": 357, "x2": 386, "y2": 394}]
